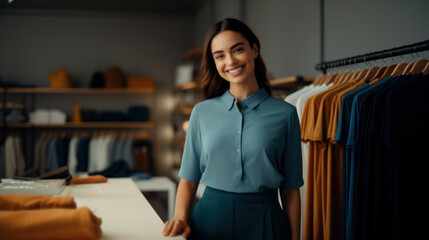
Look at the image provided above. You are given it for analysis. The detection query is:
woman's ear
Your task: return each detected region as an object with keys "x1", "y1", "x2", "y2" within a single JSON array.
[{"x1": 252, "y1": 43, "x2": 259, "y2": 59}]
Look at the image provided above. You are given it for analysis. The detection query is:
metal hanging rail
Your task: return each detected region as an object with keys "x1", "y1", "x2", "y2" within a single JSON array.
[{"x1": 315, "y1": 40, "x2": 429, "y2": 74}]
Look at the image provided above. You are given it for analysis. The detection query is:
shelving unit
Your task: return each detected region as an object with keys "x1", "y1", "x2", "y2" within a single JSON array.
[{"x1": 1, "y1": 86, "x2": 156, "y2": 176}]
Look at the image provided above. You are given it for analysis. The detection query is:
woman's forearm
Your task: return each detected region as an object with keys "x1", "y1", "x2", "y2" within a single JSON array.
[
  {"x1": 173, "y1": 178, "x2": 198, "y2": 221},
  {"x1": 280, "y1": 188, "x2": 301, "y2": 240}
]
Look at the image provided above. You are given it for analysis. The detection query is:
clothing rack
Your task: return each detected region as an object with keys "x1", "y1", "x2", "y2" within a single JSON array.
[{"x1": 316, "y1": 40, "x2": 429, "y2": 74}]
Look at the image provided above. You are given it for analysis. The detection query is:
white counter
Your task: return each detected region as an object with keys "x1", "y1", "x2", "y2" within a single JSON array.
[{"x1": 62, "y1": 178, "x2": 184, "y2": 240}]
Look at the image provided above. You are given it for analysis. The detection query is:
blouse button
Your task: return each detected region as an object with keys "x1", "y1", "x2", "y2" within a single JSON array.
[{"x1": 237, "y1": 149, "x2": 240, "y2": 152}]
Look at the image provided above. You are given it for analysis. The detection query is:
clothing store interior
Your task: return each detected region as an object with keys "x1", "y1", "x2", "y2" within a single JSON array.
[{"x1": 1, "y1": 0, "x2": 428, "y2": 239}]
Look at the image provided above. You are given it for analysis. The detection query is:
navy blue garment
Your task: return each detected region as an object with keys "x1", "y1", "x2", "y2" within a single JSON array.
[
  {"x1": 189, "y1": 186, "x2": 290, "y2": 240},
  {"x1": 359, "y1": 75, "x2": 409, "y2": 239},
  {"x1": 76, "y1": 137, "x2": 90, "y2": 172},
  {"x1": 127, "y1": 105, "x2": 150, "y2": 122},
  {"x1": 98, "y1": 111, "x2": 126, "y2": 122},
  {"x1": 56, "y1": 137, "x2": 70, "y2": 167},
  {"x1": 382, "y1": 73, "x2": 429, "y2": 240},
  {"x1": 336, "y1": 83, "x2": 370, "y2": 240},
  {"x1": 345, "y1": 76, "x2": 394, "y2": 240}
]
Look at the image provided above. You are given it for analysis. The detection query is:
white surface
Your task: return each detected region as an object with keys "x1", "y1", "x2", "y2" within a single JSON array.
[
  {"x1": 133, "y1": 176, "x2": 177, "y2": 220},
  {"x1": 62, "y1": 178, "x2": 184, "y2": 240},
  {"x1": 195, "y1": 184, "x2": 206, "y2": 199}
]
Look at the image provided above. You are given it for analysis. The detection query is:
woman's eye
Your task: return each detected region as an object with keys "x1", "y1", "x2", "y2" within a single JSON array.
[
  {"x1": 215, "y1": 54, "x2": 224, "y2": 60},
  {"x1": 234, "y1": 48, "x2": 243, "y2": 53}
]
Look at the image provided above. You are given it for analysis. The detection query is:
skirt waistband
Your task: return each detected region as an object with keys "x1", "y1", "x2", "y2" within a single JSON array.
[{"x1": 203, "y1": 186, "x2": 278, "y2": 202}]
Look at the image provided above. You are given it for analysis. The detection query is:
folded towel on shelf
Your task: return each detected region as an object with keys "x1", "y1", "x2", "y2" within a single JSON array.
[
  {"x1": 70, "y1": 175, "x2": 108, "y2": 184},
  {"x1": 0, "y1": 206, "x2": 102, "y2": 240},
  {"x1": 0, "y1": 194, "x2": 76, "y2": 210}
]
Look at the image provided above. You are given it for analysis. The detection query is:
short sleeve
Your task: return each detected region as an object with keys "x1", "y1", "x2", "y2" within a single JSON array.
[
  {"x1": 280, "y1": 108, "x2": 304, "y2": 189},
  {"x1": 178, "y1": 106, "x2": 203, "y2": 183}
]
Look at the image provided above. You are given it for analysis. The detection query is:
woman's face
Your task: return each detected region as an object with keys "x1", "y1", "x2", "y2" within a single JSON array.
[{"x1": 210, "y1": 30, "x2": 258, "y2": 86}]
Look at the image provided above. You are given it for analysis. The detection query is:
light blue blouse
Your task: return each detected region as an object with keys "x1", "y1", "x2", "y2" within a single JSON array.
[{"x1": 178, "y1": 88, "x2": 304, "y2": 193}]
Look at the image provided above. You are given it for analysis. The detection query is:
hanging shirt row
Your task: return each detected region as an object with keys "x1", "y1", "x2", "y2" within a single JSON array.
[
  {"x1": 0, "y1": 131, "x2": 153, "y2": 179},
  {"x1": 285, "y1": 59, "x2": 429, "y2": 240}
]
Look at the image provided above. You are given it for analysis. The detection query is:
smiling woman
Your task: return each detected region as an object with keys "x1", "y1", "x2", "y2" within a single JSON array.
[
  {"x1": 163, "y1": 18, "x2": 303, "y2": 240},
  {"x1": 200, "y1": 18, "x2": 272, "y2": 101}
]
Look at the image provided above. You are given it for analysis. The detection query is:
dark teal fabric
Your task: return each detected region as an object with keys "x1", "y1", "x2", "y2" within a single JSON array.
[{"x1": 189, "y1": 187, "x2": 290, "y2": 240}]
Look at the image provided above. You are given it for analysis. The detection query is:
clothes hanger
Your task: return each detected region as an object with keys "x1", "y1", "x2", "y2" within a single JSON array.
[
  {"x1": 329, "y1": 73, "x2": 341, "y2": 84},
  {"x1": 336, "y1": 71, "x2": 349, "y2": 84},
  {"x1": 367, "y1": 66, "x2": 387, "y2": 83},
  {"x1": 401, "y1": 61, "x2": 416, "y2": 75},
  {"x1": 421, "y1": 61, "x2": 429, "y2": 75},
  {"x1": 354, "y1": 67, "x2": 370, "y2": 82},
  {"x1": 390, "y1": 62, "x2": 409, "y2": 77},
  {"x1": 361, "y1": 66, "x2": 380, "y2": 82},
  {"x1": 378, "y1": 64, "x2": 396, "y2": 80},
  {"x1": 409, "y1": 59, "x2": 429, "y2": 75}
]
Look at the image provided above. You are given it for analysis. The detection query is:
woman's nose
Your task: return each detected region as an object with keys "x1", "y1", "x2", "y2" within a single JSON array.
[{"x1": 226, "y1": 54, "x2": 237, "y2": 65}]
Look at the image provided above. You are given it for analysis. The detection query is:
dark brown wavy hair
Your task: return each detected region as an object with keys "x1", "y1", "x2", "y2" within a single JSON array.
[{"x1": 200, "y1": 18, "x2": 271, "y2": 99}]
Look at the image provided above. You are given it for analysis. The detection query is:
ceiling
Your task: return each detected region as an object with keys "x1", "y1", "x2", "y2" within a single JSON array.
[{"x1": 0, "y1": 0, "x2": 209, "y2": 15}]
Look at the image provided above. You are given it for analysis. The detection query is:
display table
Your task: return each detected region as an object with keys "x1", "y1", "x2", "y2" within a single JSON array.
[
  {"x1": 62, "y1": 178, "x2": 184, "y2": 240},
  {"x1": 133, "y1": 176, "x2": 176, "y2": 220}
]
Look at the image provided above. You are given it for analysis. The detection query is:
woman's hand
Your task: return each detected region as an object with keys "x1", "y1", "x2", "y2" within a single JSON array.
[{"x1": 162, "y1": 218, "x2": 191, "y2": 238}]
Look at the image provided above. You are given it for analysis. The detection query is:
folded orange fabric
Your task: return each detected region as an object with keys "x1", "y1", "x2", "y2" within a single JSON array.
[
  {"x1": 126, "y1": 76, "x2": 155, "y2": 89},
  {"x1": 104, "y1": 66, "x2": 124, "y2": 88},
  {"x1": 70, "y1": 175, "x2": 108, "y2": 184},
  {"x1": 0, "y1": 194, "x2": 76, "y2": 210},
  {"x1": 48, "y1": 68, "x2": 72, "y2": 88},
  {"x1": 0, "y1": 206, "x2": 102, "y2": 240}
]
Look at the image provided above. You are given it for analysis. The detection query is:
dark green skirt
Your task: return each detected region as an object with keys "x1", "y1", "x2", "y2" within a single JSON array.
[{"x1": 189, "y1": 187, "x2": 291, "y2": 240}]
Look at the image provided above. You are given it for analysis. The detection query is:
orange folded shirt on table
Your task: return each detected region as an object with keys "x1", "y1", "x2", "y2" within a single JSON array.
[
  {"x1": 0, "y1": 194, "x2": 102, "y2": 240},
  {"x1": 0, "y1": 206, "x2": 102, "y2": 240},
  {"x1": 0, "y1": 194, "x2": 76, "y2": 210}
]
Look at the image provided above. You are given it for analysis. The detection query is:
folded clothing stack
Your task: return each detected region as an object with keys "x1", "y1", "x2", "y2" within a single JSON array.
[
  {"x1": 127, "y1": 105, "x2": 150, "y2": 122},
  {"x1": 6, "y1": 110, "x2": 26, "y2": 123},
  {"x1": 0, "y1": 194, "x2": 102, "y2": 240},
  {"x1": 29, "y1": 109, "x2": 67, "y2": 124}
]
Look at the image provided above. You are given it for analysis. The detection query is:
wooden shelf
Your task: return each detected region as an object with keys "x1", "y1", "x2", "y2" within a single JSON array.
[
  {"x1": 0, "y1": 103, "x2": 25, "y2": 110},
  {"x1": 2, "y1": 121, "x2": 154, "y2": 128},
  {"x1": 270, "y1": 76, "x2": 314, "y2": 88},
  {"x1": 0, "y1": 87, "x2": 155, "y2": 94},
  {"x1": 174, "y1": 81, "x2": 199, "y2": 91}
]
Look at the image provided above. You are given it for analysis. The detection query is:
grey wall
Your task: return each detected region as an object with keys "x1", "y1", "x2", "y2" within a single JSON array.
[
  {"x1": 325, "y1": 0, "x2": 429, "y2": 68},
  {"x1": 0, "y1": 11, "x2": 193, "y2": 175},
  {"x1": 193, "y1": 0, "x2": 429, "y2": 78},
  {"x1": 0, "y1": 12, "x2": 192, "y2": 88}
]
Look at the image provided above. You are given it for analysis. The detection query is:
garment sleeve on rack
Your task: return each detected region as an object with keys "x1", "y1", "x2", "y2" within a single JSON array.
[
  {"x1": 68, "y1": 137, "x2": 79, "y2": 176},
  {"x1": 178, "y1": 105, "x2": 203, "y2": 183},
  {"x1": 280, "y1": 108, "x2": 304, "y2": 189},
  {"x1": 5, "y1": 136, "x2": 16, "y2": 178}
]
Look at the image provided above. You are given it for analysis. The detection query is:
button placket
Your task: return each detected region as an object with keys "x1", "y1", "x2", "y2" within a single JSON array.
[{"x1": 234, "y1": 111, "x2": 244, "y2": 180}]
